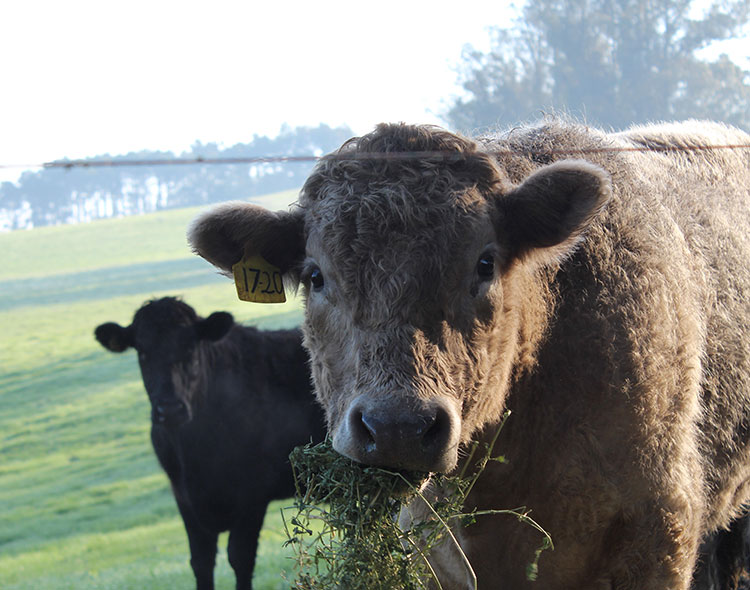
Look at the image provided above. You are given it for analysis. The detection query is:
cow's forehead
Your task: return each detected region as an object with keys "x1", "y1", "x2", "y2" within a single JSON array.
[
  {"x1": 132, "y1": 299, "x2": 197, "y2": 341},
  {"x1": 307, "y1": 176, "x2": 491, "y2": 251},
  {"x1": 303, "y1": 181, "x2": 495, "y2": 325},
  {"x1": 299, "y1": 123, "x2": 507, "y2": 234},
  {"x1": 297, "y1": 123, "x2": 508, "y2": 322}
]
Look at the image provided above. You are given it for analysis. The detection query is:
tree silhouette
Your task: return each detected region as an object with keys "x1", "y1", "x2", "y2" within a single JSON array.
[
  {"x1": 0, "y1": 124, "x2": 353, "y2": 229},
  {"x1": 446, "y1": 0, "x2": 750, "y2": 131}
]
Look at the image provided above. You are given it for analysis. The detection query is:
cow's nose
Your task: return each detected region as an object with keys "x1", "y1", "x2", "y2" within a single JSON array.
[
  {"x1": 339, "y1": 395, "x2": 460, "y2": 473},
  {"x1": 152, "y1": 398, "x2": 190, "y2": 425}
]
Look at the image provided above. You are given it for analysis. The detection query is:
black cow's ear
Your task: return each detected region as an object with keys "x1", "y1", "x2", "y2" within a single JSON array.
[
  {"x1": 187, "y1": 202, "x2": 305, "y2": 282},
  {"x1": 495, "y1": 160, "x2": 611, "y2": 266},
  {"x1": 94, "y1": 322, "x2": 134, "y2": 353},
  {"x1": 195, "y1": 312, "x2": 234, "y2": 342}
]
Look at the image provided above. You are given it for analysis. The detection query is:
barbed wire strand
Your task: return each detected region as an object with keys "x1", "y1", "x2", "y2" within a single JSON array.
[{"x1": 0, "y1": 142, "x2": 749, "y2": 172}]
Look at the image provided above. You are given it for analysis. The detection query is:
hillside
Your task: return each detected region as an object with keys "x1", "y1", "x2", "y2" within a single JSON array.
[{"x1": 0, "y1": 190, "x2": 306, "y2": 589}]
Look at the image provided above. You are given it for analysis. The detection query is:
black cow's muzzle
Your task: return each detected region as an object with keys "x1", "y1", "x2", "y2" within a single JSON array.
[{"x1": 151, "y1": 398, "x2": 190, "y2": 426}]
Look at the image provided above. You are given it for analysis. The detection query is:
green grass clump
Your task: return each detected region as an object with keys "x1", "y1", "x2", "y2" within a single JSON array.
[
  {"x1": 285, "y1": 441, "x2": 431, "y2": 590},
  {"x1": 284, "y1": 412, "x2": 552, "y2": 590}
]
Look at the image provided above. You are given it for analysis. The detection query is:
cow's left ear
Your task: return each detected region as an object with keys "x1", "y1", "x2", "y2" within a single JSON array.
[
  {"x1": 195, "y1": 312, "x2": 234, "y2": 342},
  {"x1": 495, "y1": 160, "x2": 611, "y2": 266},
  {"x1": 94, "y1": 322, "x2": 134, "y2": 353},
  {"x1": 188, "y1": 202, "x2": 305, "y2": 282}
]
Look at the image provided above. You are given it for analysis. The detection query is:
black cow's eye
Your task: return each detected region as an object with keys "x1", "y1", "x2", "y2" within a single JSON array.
[
  {"x1": 310, "y1": 268, "x2": 324, "y2": 291},
  {"x1": 477, "y1": 255, "x2": 495, "y2": 281}
]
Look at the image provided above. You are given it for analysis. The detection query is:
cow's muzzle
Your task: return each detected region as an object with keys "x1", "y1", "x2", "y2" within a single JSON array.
[
  {"x1": 333, "y1": 394, "x2": 460, "y2": 473},
  {"x1": 151, "y1": 398, "x2": 190, "y2": 426}
]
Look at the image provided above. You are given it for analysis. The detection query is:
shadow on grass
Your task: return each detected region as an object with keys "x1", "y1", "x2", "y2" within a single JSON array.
[{"x1": 0, "y1": 258, "x2": 225, "y2": 312}]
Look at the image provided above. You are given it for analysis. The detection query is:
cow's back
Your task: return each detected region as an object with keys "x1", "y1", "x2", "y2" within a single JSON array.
[
  {"x1": 169, "y1": 327, "x2": 324, "y2": 527},
  {"x1": 474, "y1": 121, "x2": 750, "y2": 585},
  {"x1": 614, "y1": 122, "x2": 750, "y2": 528}
]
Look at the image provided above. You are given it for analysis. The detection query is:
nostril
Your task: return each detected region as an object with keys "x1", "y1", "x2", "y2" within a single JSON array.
[
  {"x1": 152, "y1": 399, "x2": 190, "y2": 425},
  {"x1": 359, "y1": 411, "x2": 375, "y2": 438},
  {"x1": 352, "y1": 409, "x2": 377, "y2": 453},
  {"x1": 422, "y1": 407, "x2": 449, "y2": 450},
  {"x1": 417, "y1": 412, "x2": 438, "y2": 437}
]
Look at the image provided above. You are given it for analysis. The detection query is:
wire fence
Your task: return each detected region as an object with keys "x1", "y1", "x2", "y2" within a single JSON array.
[{"x1": 1, "y1": 141, "x2": 750, "y2": 174}]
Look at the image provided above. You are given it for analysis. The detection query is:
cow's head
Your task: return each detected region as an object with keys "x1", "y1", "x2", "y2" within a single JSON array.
[
  {"x1": 94, "y1": 297, "x2": 234, "y2": 425},
  {"x1": 189, "y1": 124, "x2": 611, "y2": 472}
]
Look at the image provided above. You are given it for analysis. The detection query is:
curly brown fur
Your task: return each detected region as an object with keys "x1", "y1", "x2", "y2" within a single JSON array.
[{"x1": 189, "y1": 119, "x2": 750, "y2": 589}]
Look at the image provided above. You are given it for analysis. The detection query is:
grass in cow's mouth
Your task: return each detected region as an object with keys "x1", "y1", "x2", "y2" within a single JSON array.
[{"x1": 283, "y1": 410, "x2": 552, "y2": 589}]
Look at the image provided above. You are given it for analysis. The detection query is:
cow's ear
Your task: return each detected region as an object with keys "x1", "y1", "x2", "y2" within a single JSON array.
[
  {"x1": 495, "y1": 160, "x2": 611, "y2": 266},
  {"x1": 195, "y1": 312, "x2": 234, "y2": 342},
  {"x1": 94, "y1": 322, "x2": 134, "y2": 353},
  {"x1": 187, "y1": 202, "x2": 305, "y2": 280}
]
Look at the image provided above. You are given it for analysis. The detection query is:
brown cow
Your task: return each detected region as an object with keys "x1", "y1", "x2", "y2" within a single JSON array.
[{"x1": 188, "y1": 119, "x2": 750, "y2": 589}]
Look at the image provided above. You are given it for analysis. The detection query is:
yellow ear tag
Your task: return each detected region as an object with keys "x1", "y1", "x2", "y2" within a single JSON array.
[{"x1": 232, "y1": 254, "x2": 286, "y2": 303}]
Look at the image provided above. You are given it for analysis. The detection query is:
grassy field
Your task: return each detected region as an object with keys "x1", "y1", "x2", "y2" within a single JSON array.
[{"x1": 0, "y1": 190, "x2": 308, "y2": 589}]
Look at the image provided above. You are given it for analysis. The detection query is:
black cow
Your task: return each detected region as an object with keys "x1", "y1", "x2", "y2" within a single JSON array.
[
  {"x1": 94, "y1": 297, "x2": 326, "y2": 590},
  {"x1": 695, "y1": 515, "x2": 750, "y2": 590}
]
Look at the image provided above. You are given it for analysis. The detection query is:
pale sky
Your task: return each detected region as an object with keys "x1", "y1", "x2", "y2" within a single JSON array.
[
  {"x1": 0, "y1": 0, "x2": 510, "y2": 183},
  {"x1": 1, "y1": 0, "x2": 746, "y2": 184}
]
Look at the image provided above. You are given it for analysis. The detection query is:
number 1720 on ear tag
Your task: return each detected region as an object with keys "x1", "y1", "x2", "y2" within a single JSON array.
[{"x1": 232, "y1": 255, "x2": 286, "y2": 303}]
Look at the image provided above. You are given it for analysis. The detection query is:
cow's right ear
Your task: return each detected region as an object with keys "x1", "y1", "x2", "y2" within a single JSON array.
[
  {"x1": 187, "y1": 202, "x2": 305, "y2": 280},
  {"x1": 94, "y1": 322, "x2": 134, "y2": 353},
  {"x1": 494, "y1": 160, "x2": 611, "y2": 267},
  {"x1": 195, "y1": 312, "x2": 234, "y2": 342}
]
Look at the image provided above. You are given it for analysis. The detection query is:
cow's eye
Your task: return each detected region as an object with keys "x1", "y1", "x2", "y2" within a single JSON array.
[
  {"x1": 477, "y1": 255, "x2": 495, "y2": 281},
  {"x1": 310, "y1": 268, "x2": 325, "y2": 291}
]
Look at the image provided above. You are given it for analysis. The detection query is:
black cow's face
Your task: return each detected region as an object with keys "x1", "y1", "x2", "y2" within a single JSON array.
[
  {"x1": 133, "y1": 310, "x2": 200, "y2": 426},
  {"x1": 95, "y1": 298, "x2": 234, "y2": 426}
]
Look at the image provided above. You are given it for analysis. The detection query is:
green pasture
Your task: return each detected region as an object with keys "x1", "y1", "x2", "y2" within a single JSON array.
[{"x1": 0, "y1": 190, "x2": 307, "y2": 589}]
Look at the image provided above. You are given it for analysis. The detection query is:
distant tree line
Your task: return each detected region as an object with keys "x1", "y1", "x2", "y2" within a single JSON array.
[
  {"x1": 0, "y1": 124, "x2": 353, "y2": 230},
  {"x1": 446, "y1": 0, "x2": 750, "y2": 132}
]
